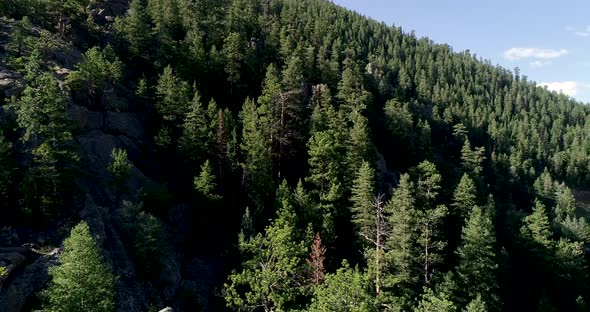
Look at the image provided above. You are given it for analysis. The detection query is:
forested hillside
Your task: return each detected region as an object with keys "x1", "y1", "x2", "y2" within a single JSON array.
[{"x1": 1, "y1": 0, "x2": 590, "y2": 311}]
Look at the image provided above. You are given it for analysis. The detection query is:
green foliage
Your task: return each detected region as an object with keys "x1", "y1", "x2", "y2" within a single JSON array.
[
  {"x1": 451, "y1": 174, "x2": 478, "y2": 221},
  {"x1": 240, "y1": 97, "x2": 273, "y2": 214},
  {"x1": 521, "y1": 200, "x2": 554, "y2": 249},
  {"x1": 119, "y1": 201, "x2": 163, "y2": 279},
  {"x1": 464, "y1": 295, "x2": 488, "y2": 312},
  {"x1": 385, "y1": 174, "x2": 420, "y2": 302},
  {"x1": 43, "y1": 222, "x2": 116, "y2": 312},
  {"x1": 225, "y1": 204, "x2": 307, "y2": 311},
  {"x1": 155, "y1": 66, "x2": 192, "y2": 122},
  {"x1": 309, "y1": 261, "x2": 376, "y2": 312},
  {"x1": 455, "y1": 206, "x2": 499, "y2": 308},
  {"x1": 554, "y1": 183, "x2": 576, "y2": 221},
  {"x1": 178, "y1": 90, "x2": 211, "y2": 163},
  {"x1": 114, "y1": 0, "x2": 152, "y2": 58},
  {"x1": 67, "y1": 46, "x2": 123, "y2": 103},
  {"x1": 194, "y1": 160, "x2": 220, "y2": 201},
  {"x1": 414, "y1": 287, "x2": 456, "y2": 312},
  {"x1": 107, "y1": 148, "x2": 132, "y2": 190},
  {"x1": 350, "y1": 161, "x2": 376, "y2": 245}
]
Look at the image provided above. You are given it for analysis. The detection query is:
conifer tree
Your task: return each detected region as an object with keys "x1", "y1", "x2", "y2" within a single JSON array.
[
  {"x1": 554, "y1": 183, "x2": 576, "y2": 221},
  {"x1": 414, "y1": 288, "x2": 456, "y2": 312},
  {"x1": 351, "y1": 161, "x2": 376, "y2": 244},
  {"x1": 309, "y1": 261, "x2": 376, "y2": 312},
  {"x1": 385, "y1": 174, "x2": 420, "y2": 302},
  {"x1": 179, "y1": 90, "x2": 210, "y2": 163},
  {"x1": 114, "y1": 0, "x2": 152, "y2": 58},
  {"x1": 451, "y1": 173, "x2": 478, "y2": 221},
  {"x1": 155, "y1": 66, "x2": 191, "y2": 123},
  {"x1": 240, "y1": 98, "x2": 273, "y2": 216},
  {"x1": 225, "y1": 203, "x2": 307, "y2": 311},
  {"x1": 455, "y1": 206, "x2": 499, "y2": 308},
  {"x1": 521, "y1": 200, "x2": 553, "y2": 250},
  {"x1": 194, "y1": 160, "x2": 220, "y2": 201},
  {"x1": 43, "y1": 222, "x2": 116, "y2": 312}
]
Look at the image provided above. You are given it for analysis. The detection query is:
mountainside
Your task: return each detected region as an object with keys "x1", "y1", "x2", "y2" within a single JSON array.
[{"x1": 1, "y1": 0, "x2": 590, "y2": 311}]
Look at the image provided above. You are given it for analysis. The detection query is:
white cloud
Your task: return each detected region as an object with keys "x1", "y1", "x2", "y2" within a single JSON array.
[
  {"x1": 565, "y1": 25, "x2": 590, "y2": 37},
  {"x1": 539, "y1": 81, "x2": 579, "y2": 96},
  {"x1": 504, "y1": 48, "x2": 568, "y2": 61},
  {"x1": 530, "y1": 60, "x2": 551, "y2": 68}
]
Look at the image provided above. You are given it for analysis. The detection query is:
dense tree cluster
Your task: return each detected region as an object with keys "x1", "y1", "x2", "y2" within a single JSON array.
[{"x1": 2, "y1": 0, "x2": 590, "y2": 311}]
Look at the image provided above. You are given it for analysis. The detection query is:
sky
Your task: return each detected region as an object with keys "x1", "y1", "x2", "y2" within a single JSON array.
[{"x1": 331, "y1": 0, "x2": 590, "y2": 103}]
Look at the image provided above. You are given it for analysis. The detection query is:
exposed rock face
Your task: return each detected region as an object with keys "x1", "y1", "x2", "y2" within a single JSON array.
[
  {"x1": 0, "y1": 251, "x2": 59, "y2": 312},
  {"x1": 0, "y1": 70, "x2": 23, "y2": 101},
  {"x1": 105, "y1": 112, "x2": 144, "y2": 139}
]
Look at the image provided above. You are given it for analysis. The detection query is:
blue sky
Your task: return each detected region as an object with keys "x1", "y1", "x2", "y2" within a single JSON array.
[{"x1": 332, "y1": 0, "x2": 590, "y2": 103}]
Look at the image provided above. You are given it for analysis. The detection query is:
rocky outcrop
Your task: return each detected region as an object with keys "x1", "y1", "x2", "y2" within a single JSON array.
[
  {"x1": 0, "y1": 250, "x2": 59, "y2": 312},
  {"x1": 105, "y1": 112, "x2": 144, "y2": 139},
  {"x1": 0, "y1": 70, "x2": 23, "y2": 101}
]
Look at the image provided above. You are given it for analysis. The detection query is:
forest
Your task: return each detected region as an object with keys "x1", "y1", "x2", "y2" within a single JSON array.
[{"x1": 1, "y1": 0, "x2": 590, "y2": 311}]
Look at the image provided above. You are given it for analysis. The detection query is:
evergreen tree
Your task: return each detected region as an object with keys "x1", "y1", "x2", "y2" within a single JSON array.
[
  {"x1": 114, "y1": 0, "x2": 152, "y2": 59},
  {"x1": 455, "y1": 206, "x2": 499, "y2": 309},
  {"x1": 43, "y1": 222, "x2": 116, "y2": 312},
  {"x1": 240, "y1": 98, "x2": 273, "y2": 216},
  {"x1": 155, "y1": 66, "x2": 191, "y2": 123},
  {"x1": 178, "y1": 90, "x2": 211, "y2": 163},
  {"x1": 225, "y1": 204, "x2": 307, "y2": 311},
  {"x1": 308, "y1": 261, "x2": 376, "y2": 312},
  {"x1": 384, "y1": 174, "x2": 420, "y2": 303},
  {"x1": 350, "y1": 161, "x2": 376, "y2": 245},
  {"x1": 451, "y1": 173, "x2": 478, "y2": 221},
  {"x1": 66, "y1": 46, "x2": 123, "y2": 107},
  {"x1": 521, "y1": 200, "x2": 553, "y2": 250},
  {"x1": 194, "y1": 160, "x2": 220, "y2": 201},
  {"x1": 414, "y1": 288, "x2": 456, "y2": 312},
  {"x1": 464, "y1": 295, "x2": 488, "y2": 312},
  {"x1": 554, "y1": 183, "x2": 576, "y2": 221},
  {"x1": 107, "y1": 148, "x2": 132, "y2": 195}
]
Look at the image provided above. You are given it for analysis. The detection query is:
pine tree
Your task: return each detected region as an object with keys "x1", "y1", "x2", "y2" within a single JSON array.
[
  {"x1": 414, "y1": 288, "x2": 456, "y2": 312},
  {"x1": 66, "y1": 46, "x2": 123, "y2": 107},
  {"x1": 225, "y1": 204, "x2": 307, "y2": 311},
  {"x1": 222, "y1": 32, "x2": 244, "y2": 91},
  {"x1": 464, "y1": 295, "x2": 488, "y2": 312},
  {"x1": 418, "y1": 205, "x2": 448, "y2": 286},
  {"x1": 455, "y1": 206, "x2": 499, "y2": 308},
  {"x1": 178, "y1": 90, "x2": 211, "y2": 163},
  {"x1": 350, "y1": 161, "x2": 376, "y2": 244},
  {"x1": 521, "y1": 200, "x2": 553, "y2": 250},
  {"x1": 114, "y1": 0, "x2": 152, "y2": 58},
  {"x1": 347, "y1": 112, "x2": 373, "y2": 175},
  {"x1": 107, "y1": 148, "x2": 133, "y2": 195},
  {"x1": 240, "y1": 98, "x2": 273, "y2": 216},
  {"x1": 309, "y1": 261, "x2": 376, "y2": 312},
  {"x1": 43, "y1": 222, "x2": 116, "y2": 312},
  {"x1": 194, "y1": 160, "x2": 220, "y2": 201},
  {"x1": 385, "y1": 174, "x2": 420, "y2": 302},
  {"x1": 554, "y1": 183, "x2": 576, "y2": 221},
  {"x1": 460, "y1": 139, "x2": 486, "y2": 179},
  {"x1": 155, "y1": 66, "x2": 191, "y2": 123},
  {"x1": 451, "y1": 173, "x2": 478, "y2": 221},
  {"x1": 412, "y1": 160, "x2": 443, "y2": 210}
]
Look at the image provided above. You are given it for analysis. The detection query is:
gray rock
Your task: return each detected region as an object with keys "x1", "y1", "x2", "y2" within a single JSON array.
[
  {"x1": 105, "y1": 112, "x2": 144, "y2": 139},
  {"x1": 0, "y1": 70, "x2": 23, "y2": 99},
  {"x1": 68, "y1": 105, "x2": 104, "y2": 130},
  {"x1": 0, "y1": 252, "x2": 58, "y2": 312}
]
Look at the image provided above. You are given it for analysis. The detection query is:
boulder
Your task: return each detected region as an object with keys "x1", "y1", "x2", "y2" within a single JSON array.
[
  {"x1": 0, "y1": 70, "x2": 23, "y2": 99},
  {"x1": 68, "y1": 105, "x2": 104, "y2": 130},
  {"x1": 105, "y1": 112, "x2": 144, "y2": 139},
  {"x1": 0, "y1": 252, "x2": 58, "y2": 312}
]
